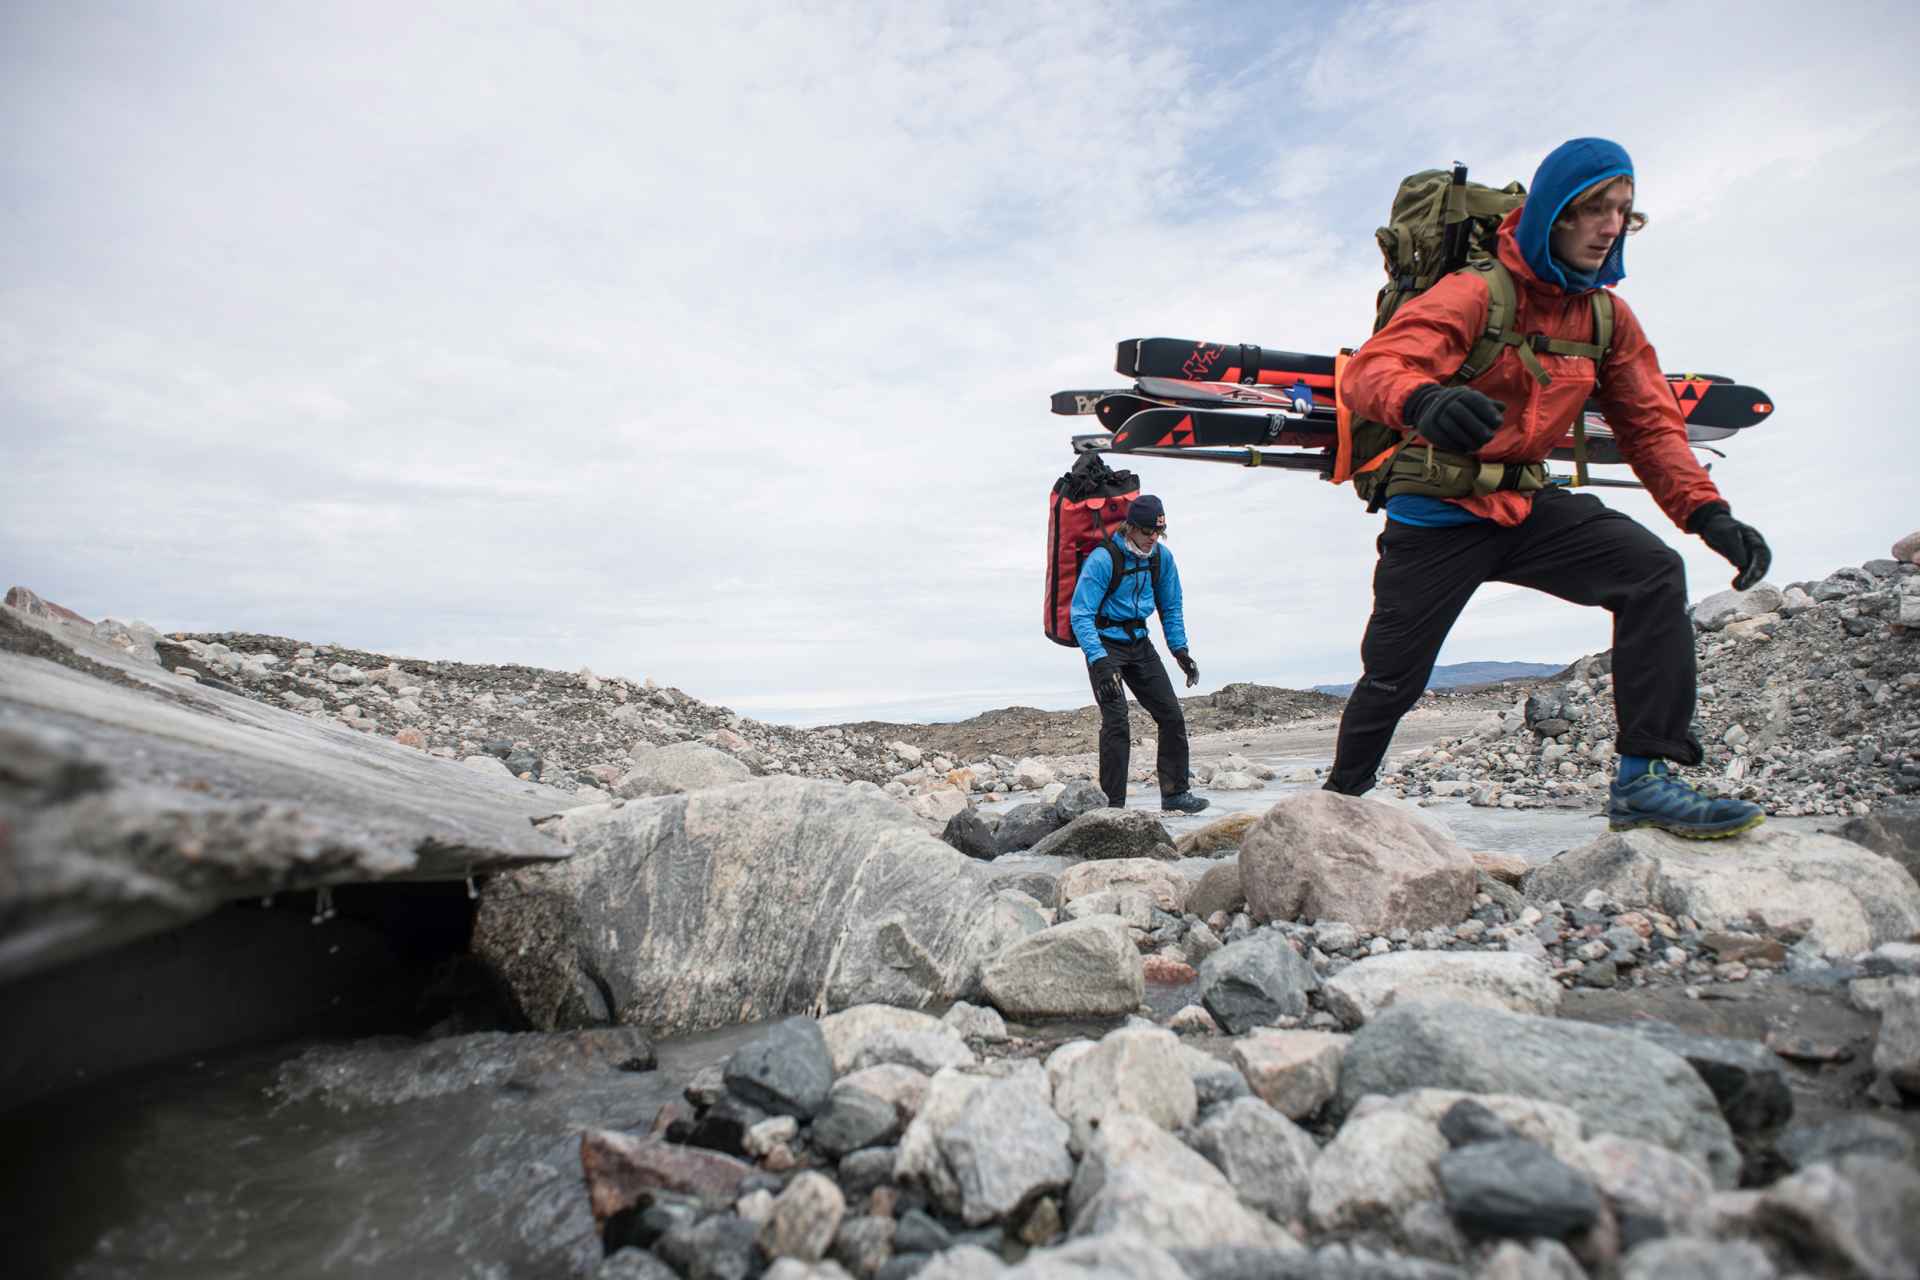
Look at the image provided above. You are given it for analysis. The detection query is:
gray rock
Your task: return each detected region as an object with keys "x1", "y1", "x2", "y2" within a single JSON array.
[
  {"x1": 657, "y1": 1213, "x2": 761, "y2": 1280},
  {"x1": 1749, "y1": 1155, "x2": 1920, "y2": 1279},
  {"x1": 1438, "y1": 1099, "x2": 1519, "y2": 1148},
  {"x1": 811, "y1": 1086, "x2": 902, "y2": 1158},
  {"x1": 994, "y1": 802, "x2": 1064, "y2": 855},
  {"x1": 1621, "y1": 1021, "x2": 1791, "y2": 1136},
  {"x1": 980, "y1": 916, "x2": 1143, "y2": 1018},
  {"x1": 725, "y1": 1017, "x2": 834, "y2": 1119},
  {"x1": 1435, "y1": 1139, "x2": 1601, "y2": 1239},
  {"x1": 1167, "y1": 1246, "x2": 1467, "y2": 1279},
  {"x1": 1188, "y1": 861, "x2": 1246, "y2": 919},
  {"x1": 1052, "y1": 1027, "x2": 1198, "y2": 1153},
  {"x1": 1776, "y1": 1114, "x2": 1918, "y2": 1171},
  {"x1": 1066, "y1": 1116, "x2": 1299, "y2": 1251},
  {"x1": 0, "y1": 623, "x2": 573, "y2": 987},
  {"x1": 1200, "y1": 930, "x2": 1320, "y2": 1034},
  {"x1": 942, "y1": 808, "x2": 997, "y2": 860},
  {"x1": 829, "y1": 1215, "x2": 895, "y2": 1278},
  {"x1": 1189, "y1": 1095, "x2": 1320, "y2": 1222},
  {"x1": 1522, "y1": 825, "x2": 1920, "y2": 958},
  {"x1": 937, "y1": 1068, "x2": 1073, "y2": 1226},
  {"x1": 1569, "y1": 1133, "x2": 1714, "y2": 1240},
  {"x1": 594, "y1": 1248, "x2": 681, "y2": 1280},
  {"x1": 615, "y1": 741, "x2": 752, "y2": 798},
  {"x1": 1307, "y1": 1103, "x2": 1448, "y2": 1236},
  {"x1": 1338, "y1": 1003, "x2": 1741, "y2": 1188},
  {"x1": 1028, "y1": 807, "x2": 1175, "y2": 861},
  {"x1": 1320, "y1": 951, "x2": 1560, "y2": 1027},
  {"x1": 1873, "y1": 982, "x2": 1920, "y2": 1097},
  {"x1": 1618, "y1": 1237, "x2": 1778, "y2": 1280},
  {"x1": 474, "y1": 778, "x2": 1012, "y2": 1034},
  {"x1": 1050, "y1": 781, "x2": 1109, "y2": 824}
]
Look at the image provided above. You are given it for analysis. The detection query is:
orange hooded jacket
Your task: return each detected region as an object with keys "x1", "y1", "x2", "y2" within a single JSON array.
[{"x1": 1339, "y1": 207, "x2": 1723, "y2": 529}]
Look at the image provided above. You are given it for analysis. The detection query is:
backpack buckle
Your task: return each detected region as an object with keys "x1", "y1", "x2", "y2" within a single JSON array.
[{"x1": 1527, "y1": 333, "x2": 1553, "y2": 353}]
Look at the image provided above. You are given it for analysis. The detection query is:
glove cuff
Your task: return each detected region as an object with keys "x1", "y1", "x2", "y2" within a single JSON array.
[
  {"x1": 1401, "y1": 384, "x2": 1441, "y2": 428},
  {"x1": 1685, "y1": 501, "x2": 1730, "y2": 535}
]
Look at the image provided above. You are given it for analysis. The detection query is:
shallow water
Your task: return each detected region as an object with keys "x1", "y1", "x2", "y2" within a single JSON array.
[{"x1": 1, "y1": 1023, "x2": 770, "y2": 1280}]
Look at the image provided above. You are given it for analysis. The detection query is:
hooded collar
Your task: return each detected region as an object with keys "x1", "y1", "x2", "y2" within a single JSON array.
[{"x1": 1514, "y1": 137, "x2": 1633, "y2": 292}]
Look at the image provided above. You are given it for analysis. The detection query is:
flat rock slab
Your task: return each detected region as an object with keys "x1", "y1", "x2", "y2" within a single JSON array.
[
  {"x1": 0, "y1": 616, "x2": 574, "y2": 982},
  {"x1": 1523, "y1": 825, "x2": 1920, "y2": 958}
]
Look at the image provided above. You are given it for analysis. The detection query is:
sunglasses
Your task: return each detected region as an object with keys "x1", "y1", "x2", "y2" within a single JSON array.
[{"x1": 1129, "y1": 523, "x2": 1165, "y2": 537}]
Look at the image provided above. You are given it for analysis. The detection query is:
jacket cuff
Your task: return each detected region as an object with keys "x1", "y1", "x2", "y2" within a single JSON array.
[{"x1": 1684, "y1": 500, "x2": 1729, "y2": 535}]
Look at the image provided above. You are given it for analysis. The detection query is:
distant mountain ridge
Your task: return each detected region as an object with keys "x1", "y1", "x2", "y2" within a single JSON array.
[{"x1": 1312, "y1": 660, "x2": 1565, "y2": 698}]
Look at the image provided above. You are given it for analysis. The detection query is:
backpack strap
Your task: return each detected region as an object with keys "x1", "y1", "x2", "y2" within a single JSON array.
[
  {"x1": 1452, "y1": 265, "x2": 1616, "y2": 488},
  {"x1": 1093, "y1": 540, "x2": 1158, "y2": 641}
]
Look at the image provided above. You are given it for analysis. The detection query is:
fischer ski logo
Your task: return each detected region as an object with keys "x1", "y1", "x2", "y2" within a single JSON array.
[
  {"x1": 1670, "y1": 378, "x2": 1710, "y2": 420},
  {"x1": 1180, "y1": 344, "x2": 1226, "y2": 380}
]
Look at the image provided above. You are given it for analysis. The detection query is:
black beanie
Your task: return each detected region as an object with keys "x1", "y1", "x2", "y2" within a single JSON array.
[{"x1": 1127, "y1": 494, "x2": 1166, "y2": 530}]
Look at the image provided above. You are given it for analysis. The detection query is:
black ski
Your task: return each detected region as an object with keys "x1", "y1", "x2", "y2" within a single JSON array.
[{"x1": 1113, "y1": 337, "x2": 1775, "y2": 431}]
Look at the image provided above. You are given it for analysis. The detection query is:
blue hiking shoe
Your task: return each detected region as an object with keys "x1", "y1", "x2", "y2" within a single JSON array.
[
  {"x1": 1161, "y1": 791, "x2": 1210, "y2": 815},
  {"x1": 1606, "y1": 763, "x2": 1765, "y2": 839}
]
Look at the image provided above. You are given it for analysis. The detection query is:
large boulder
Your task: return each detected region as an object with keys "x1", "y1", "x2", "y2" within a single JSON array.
[
  {"x1": 473, "y1": 777, "x2": 1017, "y2": 1033},
  {"x1": 1523, "y1": 826, "x2": 1920, "y2": 958},
  {"x1": 1239, "y1": 792, "x2": 1477, "y2": 933},
  {"x1": 1028, "y1": 808, "x2": 1176, "y2": 861},
  {"x1": 1339, "y1": 1002, "x2": 1740, "y2": 1188},
  {"x1": 614, "y1": 741, "x2": 752, "y2": 798}
]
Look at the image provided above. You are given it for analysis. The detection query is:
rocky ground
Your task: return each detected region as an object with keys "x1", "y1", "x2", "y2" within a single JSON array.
[
  {"x1": 7, "y1": 540, "x2": 1920, "y2": 1280},
  {"x1": 1382, "y1": 556, "x2": 1920, "y2": 817}
]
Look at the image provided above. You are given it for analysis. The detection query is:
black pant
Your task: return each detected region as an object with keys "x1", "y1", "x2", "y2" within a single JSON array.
[
  {"x1": 1089, "y1": 637, "x2": 1190, "y2": 807},
  {"x1": 1326, "y1": 489, "x2": 1701, "y2": 796}
]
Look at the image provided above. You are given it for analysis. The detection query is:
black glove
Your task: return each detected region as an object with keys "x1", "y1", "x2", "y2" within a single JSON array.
[
  {"x1": 1090, "y1": 657, "x2": 1123, "y2": 701},
  {"x1": 1403, "y1": 384, "x2": 1507, "y2": 455},
  {"x1": 1173, "y1": 649, "x2": 1199, "y2": 688},
  {"x1": 1687, "y1": 502, "x2": 1772, "y2": 591}
]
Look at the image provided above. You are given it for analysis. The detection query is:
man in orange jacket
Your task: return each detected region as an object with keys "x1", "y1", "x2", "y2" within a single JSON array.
[{"x1": 1325, "y1": 138, "x2": 1770, "y2": 838}]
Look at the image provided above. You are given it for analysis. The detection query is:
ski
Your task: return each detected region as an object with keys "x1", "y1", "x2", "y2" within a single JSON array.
[
  {"x1": 1109, "y1": 405, "x2": 1716, "y2": 468},
  {"x1": 1071, "y1": 433, "x2": 1648, "y2": 490},
  {"x1": 1114, "y1": 337, "x2": 1775, "y2": 431}
]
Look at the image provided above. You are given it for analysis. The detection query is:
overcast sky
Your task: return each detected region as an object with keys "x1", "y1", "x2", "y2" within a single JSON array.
[{"x1": 4, "y1": 1, "x2": 1916, "y2": 724}]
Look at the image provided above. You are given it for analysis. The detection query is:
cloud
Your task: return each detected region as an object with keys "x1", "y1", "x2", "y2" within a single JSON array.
[{"x1": 3, "y1": 1, "x2": 1915, "y2": 724}]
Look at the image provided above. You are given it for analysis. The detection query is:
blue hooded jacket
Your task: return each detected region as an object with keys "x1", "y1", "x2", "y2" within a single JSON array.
[
  {"x1": 1515, "y1": 137, "x2": 1633, "y2": 292},
  {"x1": 1069, "y1": 531, "x2": 1187, "y2": 663}
]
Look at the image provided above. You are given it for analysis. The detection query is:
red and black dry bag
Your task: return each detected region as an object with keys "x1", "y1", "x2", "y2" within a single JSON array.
[{"x1": 1043, "y1": 452, "x2": 1140, "y2": 647}]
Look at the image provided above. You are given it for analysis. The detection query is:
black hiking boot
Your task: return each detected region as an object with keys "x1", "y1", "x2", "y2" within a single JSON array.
[{"x1": 1160, "y1": 791, "x2": 1209, "y2": 815}]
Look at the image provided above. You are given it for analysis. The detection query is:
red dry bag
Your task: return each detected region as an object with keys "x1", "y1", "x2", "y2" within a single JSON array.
[{"x1": 1043, "y1": 452, "x2": 1140, "y2": 647}]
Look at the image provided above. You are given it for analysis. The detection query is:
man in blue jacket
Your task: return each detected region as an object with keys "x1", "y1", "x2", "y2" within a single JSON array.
[{"x1": 1070, "y1": 494, "x2": 1209, "y2": 814}]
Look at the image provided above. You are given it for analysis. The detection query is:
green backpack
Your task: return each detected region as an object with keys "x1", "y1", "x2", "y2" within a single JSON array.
[{"x1": 1339, "y1": 165, "x2": 1614, "y2": 509}]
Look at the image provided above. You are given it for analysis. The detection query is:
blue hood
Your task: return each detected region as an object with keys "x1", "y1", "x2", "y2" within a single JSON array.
[{"x1": 1515, "y1": 137, "x2": 1633, "y2": 291}]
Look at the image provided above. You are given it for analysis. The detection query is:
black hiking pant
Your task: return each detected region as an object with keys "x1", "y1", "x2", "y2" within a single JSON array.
[
  {"x1": 1088, "y1": 637, "x2": 1190, "y2": 807},
  {"x1": 1325, "y1": 489, "x2": 1701, "y2": 797}
]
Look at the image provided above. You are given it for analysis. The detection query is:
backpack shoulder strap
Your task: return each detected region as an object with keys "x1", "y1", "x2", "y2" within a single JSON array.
[
  {"x1": 1454, "y1": 261, "x2": 1616, "y2": 390},
  {"x1": 1453, "y1": 260, "x2": 1514, "y2": 384}
]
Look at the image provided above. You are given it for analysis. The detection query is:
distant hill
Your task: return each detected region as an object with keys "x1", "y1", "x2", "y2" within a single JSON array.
[{"x1": 1312, "y1": 660, "x2": 1565, "y2": 698}]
